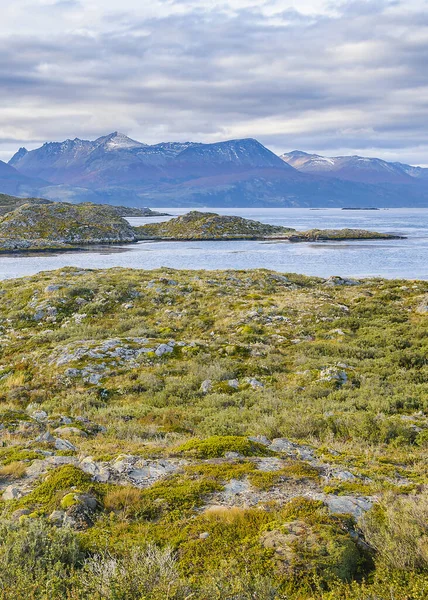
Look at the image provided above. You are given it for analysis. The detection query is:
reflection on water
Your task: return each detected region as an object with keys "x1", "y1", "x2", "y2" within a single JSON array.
[{"x1": 1, "y1": 208, "x2": 428, "y2": 281}]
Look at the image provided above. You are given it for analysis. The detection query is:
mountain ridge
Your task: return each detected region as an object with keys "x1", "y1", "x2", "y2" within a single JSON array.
[{"x1": 5, "y1": 133, "x2": 428, "y2": 207}]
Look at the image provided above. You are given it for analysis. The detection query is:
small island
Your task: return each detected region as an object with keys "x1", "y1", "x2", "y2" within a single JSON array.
[
  {"x1": 135, "y1": 210, "x2": 403, "y2": 242},
  {"x1": 0, "y1": 193, "x2": 168, "y2": 218},
  {"x1": 0, "y1": 202, "x2": 404, "y2": 253}
]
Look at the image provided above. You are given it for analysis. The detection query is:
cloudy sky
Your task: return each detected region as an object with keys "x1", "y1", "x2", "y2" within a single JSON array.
[{"x1": 1, "y1": 0, "x2": 428, "y2": 164}]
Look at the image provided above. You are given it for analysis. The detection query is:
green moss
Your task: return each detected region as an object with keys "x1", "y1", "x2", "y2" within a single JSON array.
[
  {"x1": 140, "y1": 474, "x2": 222, "y2": 520},
  {"x1": 17, "y1": 465, "x2": 94, "y2": 512},
  {"x1": 174, "y1": 436, "x2": 272, "y2": 458},
  {"x1": 185, "y1": 461, "x2": 256, "y2": 481},
  {"x1": 0, "y1": 448, "x2": 43, "y2": 465},
  {"x1": 249, "y1": 462, "x2": 320, "y2": 490},
  {"x1": 60, "y1": 492, "x2": 81, "y2": 509}
]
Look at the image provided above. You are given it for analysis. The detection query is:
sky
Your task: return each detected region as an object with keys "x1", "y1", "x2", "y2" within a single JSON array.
[{"x1": 1, "y1": 0, "x2": 428, "y2": 165}]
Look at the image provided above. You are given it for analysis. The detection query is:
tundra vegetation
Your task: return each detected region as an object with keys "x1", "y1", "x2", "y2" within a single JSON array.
[{"x1": 0, "y1": 267, "x2": 427, "y2": 599}]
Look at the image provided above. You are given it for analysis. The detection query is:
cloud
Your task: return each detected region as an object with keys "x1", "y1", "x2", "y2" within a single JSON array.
[{"x1": 1, "y1": 0, "x2": 428, "y2": 164}]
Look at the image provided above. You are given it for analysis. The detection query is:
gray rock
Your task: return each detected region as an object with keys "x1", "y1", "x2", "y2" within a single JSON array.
[
  {"x1": 155, "y1": 344, "x2": 174, "y2": 357},
  {"x1": 79, "y1": 457, "x2": 110, "y2": 483},
  {"x1": 31, "y1": 410, "x2": 48, "y2": 422},
  {"x1": 77, "y1": 493, "x2": 98, "y2": 511},
  {"x1": 48, "y1": 510, "x2": 66, "y2": 526},
  {"x1": 311, "y1": 493, "x2": 373, "y2": 519},
  {"x1": 3, "y1": 485, "x2": 24, "y2": 501},
  {"x1": 224, "y1": 479, "x2": 250, "y2": 496},
  {"x1": 54, "y1": 438, "x2": 77, "y2": 452},
  {"x1": 54, "y1": 426, "x2": 88, "y2": 438},
  {"x1": 224, "y1": 452, "x2": 243, "y2": 459},
  {"x1": 245, "y1": 378, "x2": 264, "y2": 389},
  {"x1": 11, "y1": 509, "x2": 31, "y2": 521},
  {"x1": 416, "y1": 296, "x2": 428, "y2": 313},
  {"x1": 325, "y1": 468, "x2": 357, "y2": 482},
  {"x1": 319, "y1": 367, "x2": 348, "y2": 384},
  {"x1": 200, "y1": 380, "x2": 212, "y2": 394},
  {"x1": 228, "y1": 379, "x2": 239, "y2": 389},
  {"x1": 255, "y1": 458, "x2": 284, "y2": 472},
  {"x1": 269, "y1": 438, "x2": 297, "y2": 454},
  {"x1": 324, "y1": 276, "x2": 360, "y2": 287},
  {"x1": 36, "y1": 431, "x2": 55, "y2": 443},
  {"x1": 199, "y1": 532, "x2": 210, "y2": 539},
  {"x1": 248, "y1": 435, "x2": 271, "y2": 447}
]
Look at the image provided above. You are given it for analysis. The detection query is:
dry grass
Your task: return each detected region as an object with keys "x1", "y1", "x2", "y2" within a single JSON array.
[{"x1": 0, "y1": 461, "x2": 26, "y2": 480}]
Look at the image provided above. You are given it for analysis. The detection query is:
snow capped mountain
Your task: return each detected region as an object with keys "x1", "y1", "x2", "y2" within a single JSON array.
[
  {"x1": 280, "y1": 150, "x2": 428, "y2": 184},
  {"x1": 94, "y1": 132, "x2": 147, "y2": 151},
  {"x1": 9, "y1": 134, "x2": 293, "y2": 187},
  {"x1": 281, "y1": 151, "x2": 338, "y2": 172},
  {"x1": 5, "y1": 134, "x2": 428, "y2": 207}
]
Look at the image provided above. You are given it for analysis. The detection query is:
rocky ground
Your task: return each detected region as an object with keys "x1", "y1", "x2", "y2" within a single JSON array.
[{"x1": 0, "y1": 267, "x2": 427, "y2": 598}]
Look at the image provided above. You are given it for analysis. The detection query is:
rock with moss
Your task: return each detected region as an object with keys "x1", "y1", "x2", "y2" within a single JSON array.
[
  {"x1": 135, "y1": 210, "x2": 404, "y2": 241},
  {"x1": 0, "y1": 202, "x2": 137, "y2": 251}
]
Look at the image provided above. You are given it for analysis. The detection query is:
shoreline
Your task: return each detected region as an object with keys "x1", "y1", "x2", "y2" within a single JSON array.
[{"x1": 0, "y1": 233, "x2": 406, "y2": 255}]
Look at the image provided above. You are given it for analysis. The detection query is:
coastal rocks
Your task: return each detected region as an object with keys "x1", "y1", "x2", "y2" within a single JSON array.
[
  {"x1": 79, "y1": 457, "x2": 111, "y2": 483},
  {"x1": 248, "y1": 435, "x2": 271, "y2": 447}
]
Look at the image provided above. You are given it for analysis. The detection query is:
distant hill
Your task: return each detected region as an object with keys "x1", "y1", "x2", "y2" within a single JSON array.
[
  {"x1": 5, "y1": 132, "x2": 428, "y2": 207},
  {"x1": 0, "y1": 160, "x2": 50, "y2": 198},
  {"x1": 281, "y1": 150, "x2": 428, "y2": 185}
]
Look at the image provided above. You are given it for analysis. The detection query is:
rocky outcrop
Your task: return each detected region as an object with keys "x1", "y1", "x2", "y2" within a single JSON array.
[{"x1": 0, "y1": 202, "x2": 137, "y2": 251}]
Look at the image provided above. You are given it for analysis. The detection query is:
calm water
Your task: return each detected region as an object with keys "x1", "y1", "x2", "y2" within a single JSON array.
[{"x1": 1, "y1": 208, "x2": 428, "y2": 280}]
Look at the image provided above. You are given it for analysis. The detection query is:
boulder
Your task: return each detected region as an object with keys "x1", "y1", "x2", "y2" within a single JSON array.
[
  {"x1": 36, "y1": 431, "x2": 55, "y2": 443},
  {"x1": 3, "y1": 485, "x2": 24, "y2": 501},
  {"x1": 48, "y1": 510, "x2": 66, "y2": 526},
  {"x1": 54, "y1": 438, "x2": 77, "y2": 451},
  {"x1": 155, "y1": 343, "x2": 174, "y2": 357},
  {"x1": 54, "y1": 426, "x2": 88, "y2": 438},
  {"x1": 31, "y1": 410, "x2": 48, "y2": 422}
]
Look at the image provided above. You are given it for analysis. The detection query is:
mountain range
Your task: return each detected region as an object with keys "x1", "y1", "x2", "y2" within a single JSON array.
[{"x1": 3, "y1": 132, "x2": 428, "y2": 207}]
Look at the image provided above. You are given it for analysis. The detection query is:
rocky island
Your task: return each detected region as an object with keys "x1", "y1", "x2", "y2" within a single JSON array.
[
  {"x1": 0, "y1": 202, "x2": 404, "y2": 253},
  {"x1": 136, "y1": 210, "x2": 402, "y2": 241}
]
